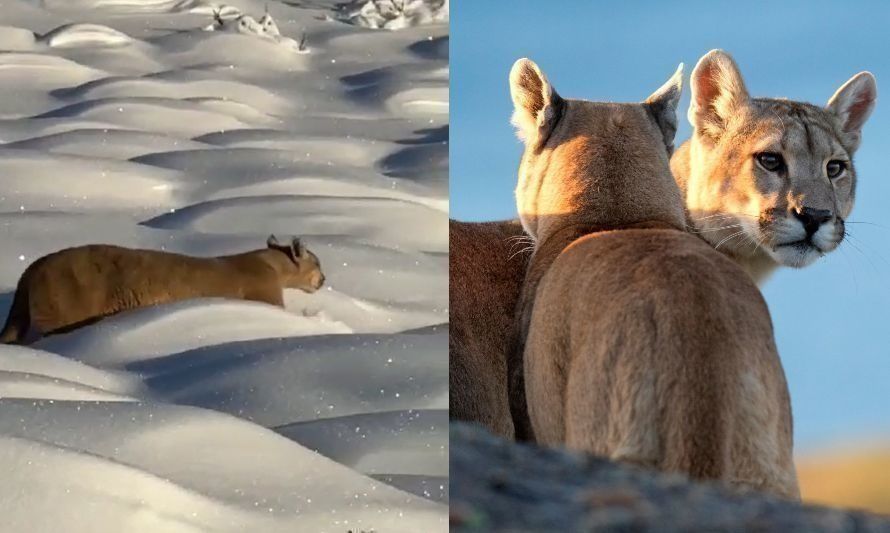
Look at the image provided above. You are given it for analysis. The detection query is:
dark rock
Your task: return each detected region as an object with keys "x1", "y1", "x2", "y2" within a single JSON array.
[{"x1": 449, "y1": 422, "x2": 890, "y2": 533}]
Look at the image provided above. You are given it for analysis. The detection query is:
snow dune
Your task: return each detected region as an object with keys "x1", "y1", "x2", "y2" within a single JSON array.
[
  {"x1": 0, "y1": 0, "x2": 447, "y2": 530},
  {"x1": 0, "y1": 400, "x2": 444, "y2": 533}
]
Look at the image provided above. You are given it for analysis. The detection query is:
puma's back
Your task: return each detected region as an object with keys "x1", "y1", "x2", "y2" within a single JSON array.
[{"x1": 527, "y1": 228, "x2": 797, "y2": 496}]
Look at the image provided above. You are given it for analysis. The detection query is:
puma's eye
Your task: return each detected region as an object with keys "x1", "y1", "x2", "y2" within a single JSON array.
[
  {"x1": 756, "y1": 152, "x2": 785, "y2": 172},
  {"x1": 827, "y1": 160, "x2": 846, "y2": 179}
]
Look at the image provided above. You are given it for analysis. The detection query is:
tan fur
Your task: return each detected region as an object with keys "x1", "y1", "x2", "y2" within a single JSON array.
[
  {"x1": 525, "y1": 229, "x2": 797, "y2": 496},
  {"x1": 449, "y1": 51, "x2": 876, "y2": 451},
  {"x1": 0, "y1": 235, "x2": 324, "y2": 344},
  {"x1": 449, "y1": 219, "x2": 527, "y2": 438},
  {"x1": 503, "y1": 58, "x2": 799, "y2": 498},
  {"x1": 672, "y1": 50, "x2": 877, "y2": 284},
  {"x1": 449, "y1": 218, "x2": 526, "y2": 437}
]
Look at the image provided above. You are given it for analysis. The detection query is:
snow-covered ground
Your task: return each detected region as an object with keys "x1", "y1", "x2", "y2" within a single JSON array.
[{"x1": 0, "y1": 0, "x2": 448, "y2": 531}]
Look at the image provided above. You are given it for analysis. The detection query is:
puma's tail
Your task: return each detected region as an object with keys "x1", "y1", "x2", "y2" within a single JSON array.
[{"x1": 0, "y1": 280, "x2": 30, "y2": 344}]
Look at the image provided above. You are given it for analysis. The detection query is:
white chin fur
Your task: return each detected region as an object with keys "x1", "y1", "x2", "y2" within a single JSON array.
[
  {"x1": 768, "y1": 244, "x2": 821, "y2": 268},
  {"x1": 763, "y1": 218, "x2": 839, "y2": 268}
]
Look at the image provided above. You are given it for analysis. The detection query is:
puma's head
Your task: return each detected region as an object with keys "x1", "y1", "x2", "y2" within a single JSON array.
[
  {"x1": 510, "y1": 58, "x2": 687, "y2": 245},
  {"x1": 266, "y1": 235, "x2": 325, "y2": 292},
  {"x1": 682, "y1": 49, "x2": 876, "y2": 268}
]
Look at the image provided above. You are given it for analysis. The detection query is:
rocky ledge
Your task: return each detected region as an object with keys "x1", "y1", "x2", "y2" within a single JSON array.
[{"x1": 449, "y1": 422, "x2": 890, "y2": 532}]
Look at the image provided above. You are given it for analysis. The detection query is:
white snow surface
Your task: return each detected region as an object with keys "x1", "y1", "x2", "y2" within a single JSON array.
[
  {"x1": 0, "y1": 0, "x2": 448, "y2": 531},
  {"x1": 338, "y1": 0, "x2": 449, "y2": 31}
]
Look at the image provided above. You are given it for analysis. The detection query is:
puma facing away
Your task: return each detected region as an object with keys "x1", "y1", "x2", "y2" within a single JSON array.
[
  {"x1": 506, "y1": 58, "x2": 799, "y2": 498},
  {"x1": 0, "y1": 235, "x2": 325, "y2": 344}
]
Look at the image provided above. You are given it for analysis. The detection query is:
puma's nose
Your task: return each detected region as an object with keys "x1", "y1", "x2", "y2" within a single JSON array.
[{"x1": 793, "y1": 207, "x2": 833, "y2": 236}]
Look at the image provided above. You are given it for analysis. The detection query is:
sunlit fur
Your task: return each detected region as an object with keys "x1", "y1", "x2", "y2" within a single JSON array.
[{"x1": 506, "y1": 58, "x2": 799, "y2": 499}]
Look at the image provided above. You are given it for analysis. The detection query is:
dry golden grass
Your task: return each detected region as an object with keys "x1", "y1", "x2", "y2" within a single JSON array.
[{"x1": 797, "y1": 444, "x2": 890, "y2": 516}]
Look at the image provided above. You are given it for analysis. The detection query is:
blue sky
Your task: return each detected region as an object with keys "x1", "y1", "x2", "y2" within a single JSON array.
[{"x1": 451, "y1": 0, "x2": 890, "y2": 453}]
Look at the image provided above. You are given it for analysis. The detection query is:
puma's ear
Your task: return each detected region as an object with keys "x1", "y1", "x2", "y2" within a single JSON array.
[
  {"x1": 826, "y1": 71, "x2": 877, "y2": 151},
  {"x1": 688, "y1": 49, "x2": 749, "y2": 140},
  {"x1": 509, "y1": 58, "x2": 564, "y2": 145},
  {"x1": 645, "y1": 63, "x2": 684, "y2": 150},
  {"x1": 267, "y1": 234, "x2": 279, "y2": 248},
  {"x1": 293, "y1": 237, "x2": 309, "y2": 259}
]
